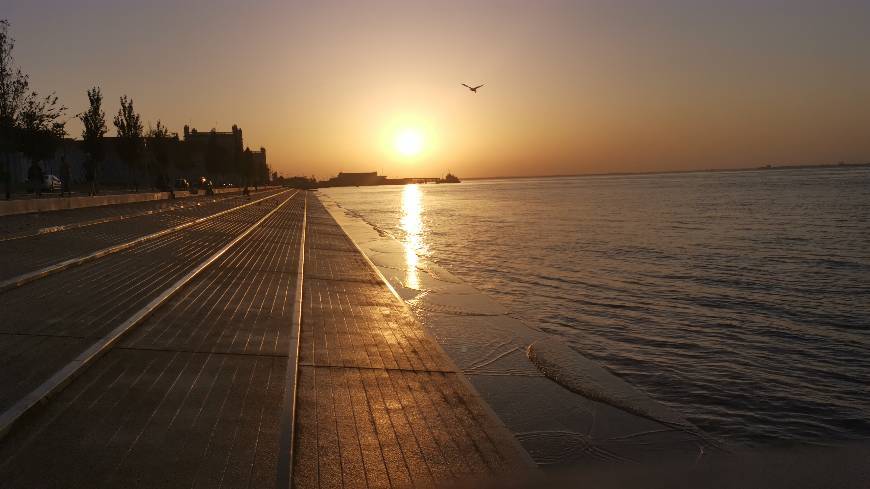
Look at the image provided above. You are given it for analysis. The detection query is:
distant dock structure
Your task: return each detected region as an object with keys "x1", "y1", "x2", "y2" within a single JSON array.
[
  {"x1": 324, "y1": 171, "x2": 387, "y2": 186},
  {"x1": 319, "y1": 171, "x2": 460, "y2": 188}
]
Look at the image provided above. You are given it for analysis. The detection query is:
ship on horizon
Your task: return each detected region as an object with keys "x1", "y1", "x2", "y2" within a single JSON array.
[{"x1": 438, "y1": 172, "x2": 461, "y2": 184}]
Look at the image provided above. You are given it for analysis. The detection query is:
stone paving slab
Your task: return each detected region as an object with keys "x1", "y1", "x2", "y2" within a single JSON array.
[
  {"x1": 122, "y1": 201, "x2": 304, "y2": 356},
  {"x1": 0, "y1": 186, "x2": 272, "y2": 218},
  {"x1": 293, "y1": 367, "x2": 523, "y2": 489},
  {"x1": 292, "y1": 197, "x2": 532, "y2": 489},
  {"x1": 0, "y1": 196, "x2": 296, "y2": 411},
  {"x1": 0, "y1": 348, "x2": 287, "y2": 489},
  {"x1": 0, "y1": 334, "x2": 91, "y2": 411},
  {"x1": 0, "y1": 191, "x2": 267, "y2": 238},
  {"x1": 0, "y1": 193, "x2": 304, "y2": 488},
  {"x1": 0, "y1": 189, "x2": 284, "y2": 281}
]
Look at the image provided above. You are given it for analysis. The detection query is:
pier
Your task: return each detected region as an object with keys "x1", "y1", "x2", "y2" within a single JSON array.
[
  {"x1": 317, "y1": 172, "x2": 452, "y2": 188},
  {"x1": 0, "y1": 190, "x2": 531, "y2": 488}
]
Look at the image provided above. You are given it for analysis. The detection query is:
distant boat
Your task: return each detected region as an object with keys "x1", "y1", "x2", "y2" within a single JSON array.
[{"x1": 438, "y1": 172, "x2": 461, "y2": 184}]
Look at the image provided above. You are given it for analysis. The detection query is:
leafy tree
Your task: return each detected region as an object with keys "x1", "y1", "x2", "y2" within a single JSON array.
[
  {"x1": 1, "y1": 20, "x2": 66, "y2": 198},
  {"x1": 78, "y1": 87, "x2": 107, "y2": 195},
  {"x1": 0, "y1": 19, "x2": 30, "y2": 199},
  {"x1": 113, "y1": 95, "x2": 143, "y2": 190},
  {"x1": 146, "y1": 120, "x2": 175, "y2": 189},
  {"x1": 18, "y1": 92, "x2": 66, "y2": 177}
]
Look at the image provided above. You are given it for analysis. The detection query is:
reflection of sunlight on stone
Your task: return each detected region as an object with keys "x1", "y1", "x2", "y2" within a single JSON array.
[{"x1": 401, "y1": 185, "x2": 426, "y2": 290}]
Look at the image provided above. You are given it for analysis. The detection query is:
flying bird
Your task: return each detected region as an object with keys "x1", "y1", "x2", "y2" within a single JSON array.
[{"x1": 462, "y1": 83, "x2": 485, "y2": 93}]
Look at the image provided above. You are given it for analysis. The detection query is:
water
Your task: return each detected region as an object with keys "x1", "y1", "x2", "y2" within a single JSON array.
[{"x1": 320, "y1": 167, "x2": 870, "y2": 447}]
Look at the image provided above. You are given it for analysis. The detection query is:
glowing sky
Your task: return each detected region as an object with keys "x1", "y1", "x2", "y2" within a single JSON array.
[{"x1": 5, "y1": 0, "x2": 870, "y2": 178}]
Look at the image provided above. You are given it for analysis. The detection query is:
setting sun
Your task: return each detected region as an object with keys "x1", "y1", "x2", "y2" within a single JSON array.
[{"x1": 394, "y1": 129, "x2": 424, "y2": 157}]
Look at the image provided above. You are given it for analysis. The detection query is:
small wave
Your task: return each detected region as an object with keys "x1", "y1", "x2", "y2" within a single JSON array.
[{"x1": 527, "y1": 338, "x2": 722, "y2": 449}]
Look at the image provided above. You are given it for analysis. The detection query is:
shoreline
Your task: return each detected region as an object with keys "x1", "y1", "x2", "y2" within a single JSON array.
[{"x1": 318, "y1": 192, "x2": 721, "y2": 466}]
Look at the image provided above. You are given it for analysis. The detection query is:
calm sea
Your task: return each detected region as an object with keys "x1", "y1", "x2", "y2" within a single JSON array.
[{"x1": 321, "y1": 167, "x2": 870, "y2": 447}]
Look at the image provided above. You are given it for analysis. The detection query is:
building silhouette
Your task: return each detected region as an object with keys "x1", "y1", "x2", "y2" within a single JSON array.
[
  {"x1": 7, "y1": 124, "x2": 267, "y2": 188},
  {"x1": 323, "y1": 171, "x2": 387, "y2": 187}
]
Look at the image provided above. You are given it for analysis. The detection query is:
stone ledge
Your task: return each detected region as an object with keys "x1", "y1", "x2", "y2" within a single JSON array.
[{"x1": 0, "y1": 186, "x2": 273, "y2": 217}]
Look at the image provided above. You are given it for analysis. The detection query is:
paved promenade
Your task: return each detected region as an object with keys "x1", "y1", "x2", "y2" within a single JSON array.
[
  {"x1": 293, "y1": 199, "x2": 531, "y2": 489},
  {"x1": 0, "y1": 191, "x2": 530, "y2": 488},
  {"x1": 0, "y1": 189, "x2": 282, "y2": 282}
]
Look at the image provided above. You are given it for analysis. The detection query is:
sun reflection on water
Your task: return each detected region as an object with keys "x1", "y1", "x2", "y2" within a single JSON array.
[{"x1": 400, "y1": 184, "x2": 426, "y2": 290}]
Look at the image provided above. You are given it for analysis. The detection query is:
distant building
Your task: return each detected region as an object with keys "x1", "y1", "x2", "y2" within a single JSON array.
[
  {"x1": 181, "y1": 125, "x2": 244, "y2": 178},
  {"x1": 324, "y1": 171, "x2": 387, "y2": 187},
  {"x1": 251, "y1": 147, "x2": 267, "y2": 170},
  {"x1": 7, "y1": 123, "x2": 266, "y2": 187},
  {"x1": 183, "y1": 125, "x2": 243, "y2": 154}
]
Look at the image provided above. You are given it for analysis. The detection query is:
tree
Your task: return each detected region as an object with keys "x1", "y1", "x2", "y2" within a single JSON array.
[
  {"x1": 113, "y1": 95, "x2": 143, "y2": 190},
  {"x1": 146, "y1": 120, "x2": 174, "y2": 190},
  {"x1": 78, "y1": 86, "x2": 107, "y2": 195},
  {"x1": 1, "y1": 20, "x2": 66, "y2": 198},
  {"x1": 18, "y1": 92, "x2": 66, "y2": 179},
  {"x1": 0, "y1": 19, "x2": 31, "y2": 199}
]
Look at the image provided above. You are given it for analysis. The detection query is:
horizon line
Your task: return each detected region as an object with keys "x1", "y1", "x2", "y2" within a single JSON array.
[{"x1": 460, "y1": 161, "x2": 870, "y2": 182}]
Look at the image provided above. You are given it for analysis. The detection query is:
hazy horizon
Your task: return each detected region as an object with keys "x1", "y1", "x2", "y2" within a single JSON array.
[{"x1": 5, "y1": 0, "x2": 870, "y2": 179}]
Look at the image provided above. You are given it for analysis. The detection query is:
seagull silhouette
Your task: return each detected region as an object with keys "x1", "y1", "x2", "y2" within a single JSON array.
[{"x1": 462, "y1": 83, "x2": 485, "y2": 93}]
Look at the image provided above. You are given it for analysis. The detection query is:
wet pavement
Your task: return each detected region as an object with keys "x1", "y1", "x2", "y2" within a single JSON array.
[
  {"x1": 0, "y1": 191, "x2": 532, "y2": 488},
  {"x1": 292, "y1": 198, "x2": 531, "y2": 489},
  {"x1": 320, "y1": 194, "x2": 721, "y2": 468}
]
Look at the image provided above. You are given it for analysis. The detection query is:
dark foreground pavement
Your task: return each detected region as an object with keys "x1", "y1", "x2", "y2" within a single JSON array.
[
  {"x1": 0, "y1": 190, "x2": 294, "y2": 414},
  {"x1": 0, "y1": 188, "x2": 284, "y2": 282}
]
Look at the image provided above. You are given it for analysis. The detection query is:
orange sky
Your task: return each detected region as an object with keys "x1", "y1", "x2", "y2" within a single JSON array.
[{"x1": 6, "y1": 0, "x2": 870, "y2": 179}]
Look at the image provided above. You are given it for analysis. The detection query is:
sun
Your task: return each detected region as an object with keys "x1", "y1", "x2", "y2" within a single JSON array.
[{"x1": 394, "y1": 129, "x2": 424, "y2": 157}]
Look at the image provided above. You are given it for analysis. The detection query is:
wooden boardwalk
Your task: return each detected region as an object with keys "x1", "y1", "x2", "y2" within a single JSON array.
[{"x1": 0, "y1": 191, "x2": 531, "y2": 488}]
